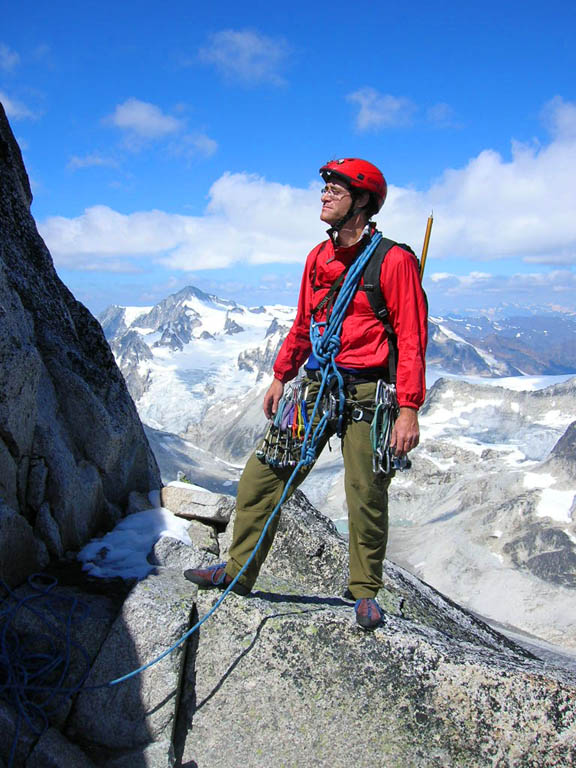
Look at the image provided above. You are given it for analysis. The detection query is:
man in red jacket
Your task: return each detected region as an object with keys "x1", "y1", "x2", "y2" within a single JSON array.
[{"x1": 186, "y1": 158, "x2": 428, "y2": 629}]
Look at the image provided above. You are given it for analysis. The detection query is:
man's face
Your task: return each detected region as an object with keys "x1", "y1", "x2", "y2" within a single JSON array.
[{"x1": 320, "y1": 181, "x2": 352, "y2": 225}]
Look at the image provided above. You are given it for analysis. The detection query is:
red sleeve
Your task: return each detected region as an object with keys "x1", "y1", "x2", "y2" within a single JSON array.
[
  {"x1": 272, "y1": 244, "x2": 320, "y2": 382},
  {"x1": 381, "y1": 246, "x2": 428, "y2": 409}
]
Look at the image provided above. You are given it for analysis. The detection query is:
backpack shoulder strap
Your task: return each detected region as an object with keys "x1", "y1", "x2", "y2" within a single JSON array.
[
  {"x1": 361, "y1": 238, "x2": 418, "y2": 385},
  {"x1": 361, "y1": 237, "x2": 398, "y2": 325}
]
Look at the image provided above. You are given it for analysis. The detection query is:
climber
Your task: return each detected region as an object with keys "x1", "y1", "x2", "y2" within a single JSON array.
[{"x1": 185, "y1": 158, "x2": 428, "y2": 629}]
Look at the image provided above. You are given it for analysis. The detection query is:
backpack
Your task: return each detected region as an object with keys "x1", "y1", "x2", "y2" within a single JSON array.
[
  {"x1": 311, "y1": 235, "x2": 427, "y2": 384},
  {"x1": 361, "y1": 237, "x2": 428, "y2": 384}
]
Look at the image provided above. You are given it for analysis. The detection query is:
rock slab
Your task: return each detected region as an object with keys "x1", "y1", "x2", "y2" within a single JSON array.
[
  {"x1": 0, "y1": 102, "x2": 161, "y2": 585},
  {"x1": 69, "y1": 571, "x2": 196, "y2": 760}
]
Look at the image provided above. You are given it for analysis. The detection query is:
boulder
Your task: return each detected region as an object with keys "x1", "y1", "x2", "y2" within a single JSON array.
[
  {"x1": 25, "y1": 728, "x2": 96, "y2": 768},
  {"x1": 68, "y1": 572, "x2": 196, "y2": 755},
  {"x1": 98, "y1": 739, "x2": 174, "y2": 768},
  {"x1": 148, "y1": 535, "x2": 217, "y2": 572},
  {"x1": 0, "y1": 502, "x2": 49, "y2": 584},
  {"x1": 0, "y1": 700, "x2": 37, "y2": 768},
  {"x1": 182, "y1": 586, "x2": 576, "y2": 767},
  {"x1": 160, "y1": 485, "x2": 234, "y2": 524},
  {"x1": 126, "y1": 491, "x2": 155, "y2": 516},
  {"x1": 2, "y1": 577, "x2": 119, "y2": 736},
  {"x1": 0, "y1": 103, "x2": 160, "y2": 585},
  {"x1": 220, "y1": 490, "x2": 349, "y2": 595}
]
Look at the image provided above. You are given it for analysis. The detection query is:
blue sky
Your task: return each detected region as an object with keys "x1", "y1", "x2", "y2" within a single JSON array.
[{"x1": 1, "y1": 0, "x2": 575, "y2": 316}]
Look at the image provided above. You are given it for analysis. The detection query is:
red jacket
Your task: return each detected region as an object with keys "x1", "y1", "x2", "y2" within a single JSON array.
[{"x1": 273, "y1": 232, "x2": 428, "y2": 410}]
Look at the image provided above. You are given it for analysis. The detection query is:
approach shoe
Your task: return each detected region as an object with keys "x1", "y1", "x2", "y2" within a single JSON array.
[
  {"x1": 355, "y1": 598, "x2": 383, "y2": 630},
  {"x1": 183, "y1": 562, "x2": 251, "y2": 596}
]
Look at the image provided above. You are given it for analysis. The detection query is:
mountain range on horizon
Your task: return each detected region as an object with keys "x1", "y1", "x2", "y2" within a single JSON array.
[{"x1": 98, "y1": 284, "x2": 576, "y2": 433}]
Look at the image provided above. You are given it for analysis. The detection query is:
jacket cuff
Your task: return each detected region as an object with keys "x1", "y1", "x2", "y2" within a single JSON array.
[
  {"x1": 396, "y1": 399, "x2": 420, "y2": 411},
  {"x1": 273, "y1": 369, "x2": 293, "y2": 384}
]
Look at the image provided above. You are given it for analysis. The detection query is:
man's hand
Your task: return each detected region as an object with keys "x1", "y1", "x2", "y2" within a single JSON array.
[
  {"x1": 263, "y1": 378, "x2": 284, "y2": 419},
  {"x1": 390, "y1": 407, "x2": 420, "y2": 456}
]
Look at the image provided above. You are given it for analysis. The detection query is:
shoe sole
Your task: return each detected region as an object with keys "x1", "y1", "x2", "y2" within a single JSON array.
[
  {"x1": 183, "y1": 570, "x2": 250, "y2": 596},
  {"x1": 356, "y1": 617, "x2": 382, "y2": 630}
]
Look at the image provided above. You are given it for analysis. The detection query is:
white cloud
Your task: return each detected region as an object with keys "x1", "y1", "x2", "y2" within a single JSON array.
[
  {"x1": 347, "y1": 87, "x2": 416, "y2": 131},
  {"x1": 541, "y1": 96, "x2": 576, "y2": 141},
  {"x1": 39, "y1": 174, "x2": 321, "y2": 272},
  {"x1": 39, "y1": 98, "x2": 576, "y2": 289},
  {"x1": 67, "y1": 153, "x2": 118, "y2": 170},
  {"x1": 108, "y1": 98, "x2": 184, "y2": 141},
  {"x1": 170, "y1": 132, "x2": 218, "y2": 160},
  {"x1": 0, "y1": 90, "x2": 35, "y2": 120},
  {"x1": 381, "y1": 98, "x2": 576, "y2": 266},
  {"x1": 0, "y1": 43, "x2": 19, "y2": 71},
  {"x1": 106, "y1": 98, "x2": 217, "y2": 159},
  {"x1": 199, "y1": 29, "x2": 289, "y2": 86},
  {"x1": 428, "y1": 269, "x2": 576, "y2": 301}
]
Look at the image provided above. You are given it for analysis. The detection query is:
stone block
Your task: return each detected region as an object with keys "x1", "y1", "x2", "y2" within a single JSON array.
[
  {"x1": 160, "y1": 485, "x2": 234, "y2": 523},
  {"x1": 25, "y1": 728, "x2": 96, "y2": 768},
  {"x1": 68, "y1": 571, "x2": 196, "y2": 750}
]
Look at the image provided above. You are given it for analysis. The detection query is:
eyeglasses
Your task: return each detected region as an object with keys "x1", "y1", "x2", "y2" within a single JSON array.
[{"x1": 320, "y1": 185, "x2": 351, "y2": 201}]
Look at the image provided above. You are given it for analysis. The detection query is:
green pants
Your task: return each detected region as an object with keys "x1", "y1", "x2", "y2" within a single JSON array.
[{"x1": 225, "y1": 380, "x2": 392, "y2": 599}]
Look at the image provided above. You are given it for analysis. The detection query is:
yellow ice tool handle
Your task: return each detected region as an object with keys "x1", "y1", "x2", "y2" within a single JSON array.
[{"x1": 420, "y1": 213, "x2": 433, "y2": 280}]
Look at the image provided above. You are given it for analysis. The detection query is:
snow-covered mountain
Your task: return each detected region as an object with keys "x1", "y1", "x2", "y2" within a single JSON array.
[
  {"x1": 432, "y1": 314, "x2": 576, "y2": 375},
  {"x1": 301, "y1": 376, "x2": 576, "y2": 649},
  {"x1": 99, "y1": 285, "x2": 294, "y2": 436}
]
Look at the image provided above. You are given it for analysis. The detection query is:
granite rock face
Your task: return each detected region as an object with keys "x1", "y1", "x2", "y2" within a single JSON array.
[
  {"x1": 0, "y1": 103, "x2": 160, "y2": 584},
  {"x1": 69, "y1": 572, "x2": 195, "y2": 759},
  {"x1": 1, "y1": 486, "x2": 576, "y2": 766},
  {"x1": 178, "y1": 492, "x2": 576, "y2": 768}
]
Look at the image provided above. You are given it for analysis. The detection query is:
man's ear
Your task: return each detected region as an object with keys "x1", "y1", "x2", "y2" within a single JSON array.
[{"x1": 356, "y1": 190, "x2": 370, "y2": 209}]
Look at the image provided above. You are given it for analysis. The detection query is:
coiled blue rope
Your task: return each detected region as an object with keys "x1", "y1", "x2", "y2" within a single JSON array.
[
  {"x1": 0, "y1": 574, "x2": 93, "y2": 766},
  {"x1": 0, "y1": 231, "x2": 383, "y2": 765}
]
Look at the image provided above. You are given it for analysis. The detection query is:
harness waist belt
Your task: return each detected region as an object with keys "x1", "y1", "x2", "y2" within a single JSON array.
[{"x1": 304, "y1": 368, "x2": 390, "y2": 386}]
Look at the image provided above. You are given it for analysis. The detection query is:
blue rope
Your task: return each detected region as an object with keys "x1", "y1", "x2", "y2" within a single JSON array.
[
  {"x1": 0, "y1": 231, "x2": 383, "y2": 765},
  {"x1": 0, "y1": 575, "x2": 93, "y2": 767}
]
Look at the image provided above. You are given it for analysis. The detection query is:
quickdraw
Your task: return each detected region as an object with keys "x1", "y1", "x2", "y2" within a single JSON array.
[
  {"x1": 256, "y1": 380, "x2": 313, "y2": 468},
  {"x1": 370, "y1": 379, "x2": 411, "y2": 475}
]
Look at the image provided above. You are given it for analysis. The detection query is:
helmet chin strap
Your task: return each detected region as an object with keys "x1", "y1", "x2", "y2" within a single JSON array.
[{"x1": 330, "y1": 192, "x2": 363, "y2": 235}]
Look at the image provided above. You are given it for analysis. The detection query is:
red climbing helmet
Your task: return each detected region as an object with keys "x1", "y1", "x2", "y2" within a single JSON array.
[{"x1": 319, "y1": 158, "x2": 387, "y2": 211}]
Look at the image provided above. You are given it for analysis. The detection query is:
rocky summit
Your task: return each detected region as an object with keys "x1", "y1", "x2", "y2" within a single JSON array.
[
  {"x1": 0, "y1": 104, "x2": 160, "y2": 586},
  {"x1": 5, "y1": 485, "x2": 575, "y2": 767},
  {"x1": 178, "y1": 490, "x2": 576, "y2": 768}
]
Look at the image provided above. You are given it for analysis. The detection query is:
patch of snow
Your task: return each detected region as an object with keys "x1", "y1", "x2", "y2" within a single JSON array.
[
  {"x1": 122, "y1": 306, "x2": 153, "y2": 326},
  {"x1": 420, "y1": 453, "x2": 455, "y2": 470},
  {"x1": 524, "y1": 472, "x2": 556, "y2": 490},
  {"x1": 78, "y1": 507, "x2": 191, "y2": 580},
  {"x1": 426, "y1": 370, "x2": 575, "y2": 392},
  {"x1": 535, "y1": 489, "x2": 575, "y2": 524},
  {"x1": 534, "y1": 410, "x2": 570, "y2": 428},
  {"x1": 436, "y1": 324, "x2": 469, "y2": 344}
]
